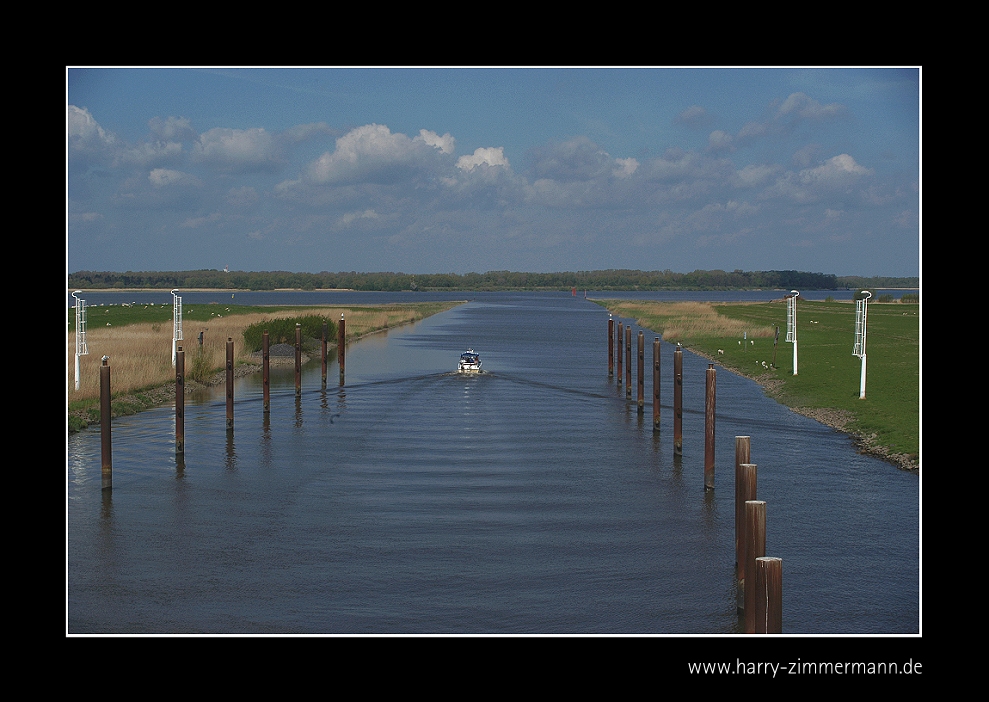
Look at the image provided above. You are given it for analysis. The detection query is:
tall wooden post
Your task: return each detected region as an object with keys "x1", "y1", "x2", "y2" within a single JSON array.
[
  {"x1": 704, "y1": 363, "x2": 716, "y2": 490},
  {"x1": 652, "y1": 337, "x2": 661, "y2": 431},
  {"x1": 322, "y1": 321, "x2": 328, "y2": 388},
  {"x1": 262, "y1": 331, "x2": 270, "y2": 413},
  {"x1": 637, "y1": 331, "x2": 645, "y2": 414},
  {"x1": 608, "y1": 316, "x2": 614, "y2": 377},
  {"x1": 295, "y1": 323, "x2": 302, "y2": 396},
  {"x1": 100, "y1": 357, "x2": 112, "y2": 490},
  {"x1": 338, "y1": 314, "x2": 346, "y2": 386},
  {"x1": 226, "y1": 338, "x2": 234, "y2": 430},
  {"x1": 175, "y1": 348, "x2": 184, "y2": 455},
  {"x1": 625, "y1": 326, "x2": 632, "y2": 400},
  {"x1": 616, "y1": 322, "x2": 623, "y2": 385},
  {"x1": 736, "y1": 462, "x2": 757, "y2": 613},
  {"x1": 754, "y1": 557, "x2": 783, "y2": 633},
  {"x1": 673, "y1": 344, "x2": 683, "y2": 456},
  {"x1": 734, "y1": 437, "x2": 752, "y2": 564},
  {"x1": 743, "y1": 500, "x2": 767, "y2": 633}
]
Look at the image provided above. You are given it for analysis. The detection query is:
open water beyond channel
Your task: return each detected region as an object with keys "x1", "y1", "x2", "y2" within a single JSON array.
[{"x1": 67, "y1": 292, "x2": 919, "y2": 634}]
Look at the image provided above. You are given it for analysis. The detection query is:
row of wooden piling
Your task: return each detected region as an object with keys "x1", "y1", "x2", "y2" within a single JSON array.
[
  {"x1": 609, "y1": 315, "x2": 782, "y2": 633},
  {"x1": 100, "y1": 318, "x2": 347, "y2": 485}
]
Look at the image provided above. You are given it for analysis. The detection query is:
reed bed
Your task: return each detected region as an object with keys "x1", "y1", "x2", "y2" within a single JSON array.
[
  {"x1": 67, "y1": 304, "x2": 454, "y2": 403},
  {"x1": 606, "y1": 301, "x2": 774, "y2": 342}
]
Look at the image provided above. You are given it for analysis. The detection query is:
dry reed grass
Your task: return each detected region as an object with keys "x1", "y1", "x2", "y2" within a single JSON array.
[
  {"x1": 67, "y1": 305, "x2": 436, "y2": 402},
  {"x1": 608, "y1": 301, "x2": 774, "y2": 342}
]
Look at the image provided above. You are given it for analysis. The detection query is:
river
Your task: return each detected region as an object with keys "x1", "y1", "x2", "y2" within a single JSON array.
[{"x1": 66, "y1": 291, "x2": 919, "y2": 634}]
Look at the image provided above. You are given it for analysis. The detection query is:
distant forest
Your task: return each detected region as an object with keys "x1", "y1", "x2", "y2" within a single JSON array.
[{"x1": 67, "y1": 269, "x2": 919, "y2": 292}]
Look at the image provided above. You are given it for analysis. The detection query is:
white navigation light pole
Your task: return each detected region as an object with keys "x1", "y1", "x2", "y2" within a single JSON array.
[
  {"x1": 71, "y1": 290, "x2": 89, "y2": 391},
  {"x1": 171, "y1": 289, "x2": 183, "y2": 367},
  {"x1": 853, "y1": 290, "x2": 872, "y2": 399},
  {"x1": 785, "y1": 290, "x2": 799, "y2": 375}
]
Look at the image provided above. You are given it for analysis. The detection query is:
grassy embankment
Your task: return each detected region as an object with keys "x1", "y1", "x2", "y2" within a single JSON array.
[
  {"x1": 597, "y1": 299, "x2": 919, "y2": 472},
  {"x1": 68, "y1": 300, "x2": 463, "y2": 432}
]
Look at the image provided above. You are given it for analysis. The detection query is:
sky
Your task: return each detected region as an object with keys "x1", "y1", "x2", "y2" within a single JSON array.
[{"x1": 67, "y1": 67, "x2": 920, "y2": 278}]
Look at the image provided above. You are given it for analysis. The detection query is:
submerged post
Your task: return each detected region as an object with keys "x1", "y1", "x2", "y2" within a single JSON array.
[
  {"x1": 754, "y1": 557, "x2": 783, "y2": 633},
  {"x1": 175, "y1": 347, "x2": 184, "y2": 454},
  {"x1": 295, "y1": 323, "x2": 302, "y2": 396},
  {"x1": 608, "y1": 315, "x2": 614, "y2": 377},
  {"x1": 705, "y1": 363, "x2": 716, "y2": 490},
  {"x1": 262, "y1": 331, "x2": 270, "y2": 413},
  {"x1": 743, "y1": 500, "x2": 767, "y2": 632},
  {"x1": 226, "y1": 338, "x2": 234, "y2": 430},
  {"x1": 673, "y1": 344, "x2": 683, "y2": 456},
  {"x1": 100, "y1": 356, "x2": 112, "y2": 490},
  {"x1": 338, "y1": 314, "x2": 346, "y2": 386},
  {"x1": 652, "y1": 337, "x2": 661, "y2": 431}
]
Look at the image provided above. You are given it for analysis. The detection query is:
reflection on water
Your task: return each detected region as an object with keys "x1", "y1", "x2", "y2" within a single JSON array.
[{"x1": 67, "y1": 293, "x2": 918, "y2": 634}]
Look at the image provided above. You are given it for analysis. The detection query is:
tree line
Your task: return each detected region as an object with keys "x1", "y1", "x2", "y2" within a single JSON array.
[{"x1": 67, "y1": 269, "x2": 917, "y2": 292}]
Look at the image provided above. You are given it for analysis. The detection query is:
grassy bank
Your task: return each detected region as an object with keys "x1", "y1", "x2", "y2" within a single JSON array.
[
  {"x1": 597, "y1": 299, "x2": 919, "y2": 472},
  {"x1": 68, "y1": 301, "x2": 463, "y2": 432}
]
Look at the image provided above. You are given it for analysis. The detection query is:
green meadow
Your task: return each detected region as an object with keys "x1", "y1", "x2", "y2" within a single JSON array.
[{"x1": 598, "y1": 298, "x2": 919, "y2": 470}]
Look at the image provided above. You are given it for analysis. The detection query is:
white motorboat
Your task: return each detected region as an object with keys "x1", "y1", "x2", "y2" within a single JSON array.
[{"x1": 458, "y1": 348, "x2": 482, "y2": 372}]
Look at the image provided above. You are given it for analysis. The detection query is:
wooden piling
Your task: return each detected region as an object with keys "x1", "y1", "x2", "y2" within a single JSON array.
[
  {"x1": 175, "y1": 347, "x2": 184, "y2": 455},
  {"x1": 705, "y1": 364, "x2": 716, "y2": 490},
  {"x1": 295, "y1": 323, "x2": 302, "y2": 396},
  {"x1": 652, "y1": 337, "x2": 661, "y2": 431},
  {"x1": 625, "y1": 326, "x2": 632, "y2": 400},
  {"x1": 743, "y1": 500, "x2": 767, "y2": 632},
  {"x1": 100, "y1": 357, "x2": 112, "y2": 490},
  {"x1": 754, "y1": 557, "x2": 783, "y2": 633},
  {"x1": 736, "y1": 462, "x2": 756, "y2": 613},
  {"x1": 608, "y1": 316, "x2": 614, "y2": 377},
  {"x1": 262, "y1": 331, "x2": 270, "y2": 413},
  {"x1": 322, "y1": 321, "x2": 328, "y2": 388},
  {"x1": 616, "y1": 322, "x2": 623, "y2": 385},
  {"x1": 673, "y1": 344, "x2": 683, "y2": 456},
  {"x1": 338, "y1": 314, "x2": 346, "y2": 386},
  {"x1": 226, "y1": 338, "x2": 234, "y2": 430},
  {"x1": 637, "y1": 331, "x2": 645, "y2": 414},
  {"x1": 734, "y1": 438, "x2": 752, "y2": 565}
]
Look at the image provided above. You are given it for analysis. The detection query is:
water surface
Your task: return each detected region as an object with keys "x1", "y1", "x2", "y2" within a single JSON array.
[{"x1": 67, "y1": 292, "x2": 919, "y2": 634}]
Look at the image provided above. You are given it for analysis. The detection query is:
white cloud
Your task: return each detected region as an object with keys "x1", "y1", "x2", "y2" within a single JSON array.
[
  {"x1": 148, "y1": 116, "x2": 196, "y2": 142},
  {"x1": 733, "y1": 164, "x2": 780, "y2": 188},
  {"x1": 707, "y1": 130, "x2": 734, "y2": 153},
  {"x1": 192, "y1": 127, "x2": 282, "y2": 172},
  {"x1": 676, "y1": 105, "x2": 711, "y2": 127},
  {"x1": 68, "y1": 105, "x2": 116, "y2": 151},
  {"x1": 339, "y1": 209, "x2": 380, "y2": 226},
  {"x1": 767, "y1": 154, "x2": 873, "y2": 203},
  {"x1": 457, "y1": 146, "x2": 509, "y2": 171},
  {"x1": 777, "y1": 92, "x2": 845, "y2": 120},
  {"x1": 149, "y1": 168, "x2": 199, "y2": 187},
  {"x1": 800, "y1": 154, "x2": 873, "y2": 184},
  {"x1": 417, "y1": 129, "x2": 455, "y2": 154},
  {"x1": 613, "y1": 157, "x2": 638, "y2": 179},
  {"x1": 304, "y1": 124, "x2": 451, "y2": 184}
]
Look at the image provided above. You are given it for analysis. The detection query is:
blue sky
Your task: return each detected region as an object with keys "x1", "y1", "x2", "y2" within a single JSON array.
[{"x1": 67, "y1": 67, "x2": 920, "y2": 277}]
